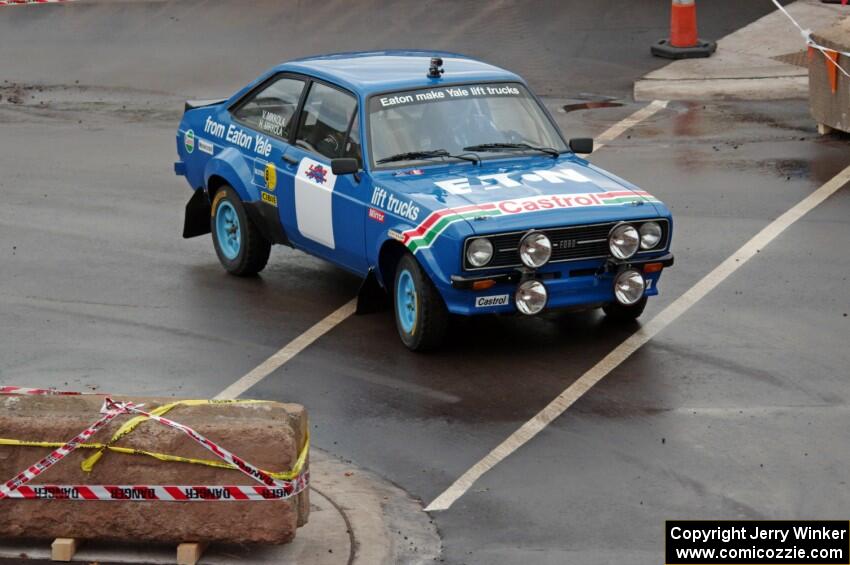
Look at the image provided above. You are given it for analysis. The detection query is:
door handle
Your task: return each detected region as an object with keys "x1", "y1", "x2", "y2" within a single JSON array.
[{"x1": 282, "y1": 154, "x2": 299, "y2": 165}]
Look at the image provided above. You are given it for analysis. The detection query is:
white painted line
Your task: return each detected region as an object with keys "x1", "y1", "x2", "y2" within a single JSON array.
[
  {"x1": 215, "y1": 100, "x2": 668, "y2": 399},
  {"x1": 425, "y1": 165, "x2": 850, "y2": 512},
  {"x1": 215, "y1": 299, "x2": 357, "y2": 400},
  {"x1": 594, "y1": 100, "x2": 668, "y2": 150}
]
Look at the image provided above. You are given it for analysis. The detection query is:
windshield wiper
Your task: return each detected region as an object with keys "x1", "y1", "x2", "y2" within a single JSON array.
[
  {"x1": 376, "y1": 149, "x2": 479, "y2": 165},
  {"x1": 463, "y1": 142, "x2": 561, "y2": 157}
]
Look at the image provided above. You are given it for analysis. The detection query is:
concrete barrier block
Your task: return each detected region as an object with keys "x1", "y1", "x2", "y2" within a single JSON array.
[
  {"x1": 0, "y1": 394, "x2": 308, "y2": 544},
  {"x1": 810, "y1": 17, "x2": 850, "y2": 133}
]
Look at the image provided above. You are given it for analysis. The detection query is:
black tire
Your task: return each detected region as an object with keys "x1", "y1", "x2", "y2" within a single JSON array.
[
  {"x1": 393, "y1": 253, "x2": 449, "y2": 351},
  {"x1": 210, "y1": 186, "x2": 271, "y2": 276},
  {"x1": 602, "y1": 296, "x2": 647, "y2": 321}
]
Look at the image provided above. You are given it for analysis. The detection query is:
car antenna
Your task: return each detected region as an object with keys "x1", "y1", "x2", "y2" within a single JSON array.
[{"x1": 428, "y1": 57, "x2": 444, "y2": 79}]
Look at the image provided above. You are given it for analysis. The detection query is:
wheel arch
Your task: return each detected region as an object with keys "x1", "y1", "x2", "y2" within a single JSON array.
[
  {"x1": 377, "y1": 239, "x2": 408, "y2": 290},
  {"x1": 206, "y1": 174, "x2": 230, "y2": 201},
  {"x1": 377, "y1": 238, "x2": 451, "y2": 291},
  {"x1": 204, "y1": 148, "x2": 256, "y2": 203}
]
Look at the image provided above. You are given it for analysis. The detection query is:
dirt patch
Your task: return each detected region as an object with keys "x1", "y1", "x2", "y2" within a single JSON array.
[
  {"x1": 0, "y1": 82, "x2": 183, "y2": 125},
  {"x1": 0, "y1": 82, "x2": 29, "y2": 105}
]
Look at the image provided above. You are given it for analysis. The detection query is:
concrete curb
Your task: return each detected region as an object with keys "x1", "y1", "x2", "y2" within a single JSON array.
[
  {"x1": 635, "y1": 76, "x2": 808, "y2": 101},
  {"x1": 0, "y1": 448, "x2": 440, "y2": 565},
  {"x1": 311, "y1": 449, "x2": 442, "y2": 565}
]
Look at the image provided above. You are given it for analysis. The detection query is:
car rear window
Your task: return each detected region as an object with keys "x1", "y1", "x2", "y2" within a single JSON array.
[{"x1": 232, "y1": 76, "x2": 305, "y2": 139}]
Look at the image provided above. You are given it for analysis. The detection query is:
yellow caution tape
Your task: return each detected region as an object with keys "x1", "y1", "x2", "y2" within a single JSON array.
[
  {"x1": 81, "y1": 399, "x2": 266, "y2": 473},
  {"x1": 0, "y1": 399, "x2": 308, "y2": 481}
]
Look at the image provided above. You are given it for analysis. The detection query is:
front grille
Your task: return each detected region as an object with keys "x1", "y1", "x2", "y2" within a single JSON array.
[{"x1": 464, "y1": 219, "x2": 669, "y2": 271}]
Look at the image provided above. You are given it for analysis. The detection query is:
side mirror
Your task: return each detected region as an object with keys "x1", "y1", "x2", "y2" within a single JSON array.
[
  {"x1": 331, "y1": 158, "x2": 359, "y2": 175},
  {"x1": 569, "y1": 138, "x2": 594, "y2": 154}
]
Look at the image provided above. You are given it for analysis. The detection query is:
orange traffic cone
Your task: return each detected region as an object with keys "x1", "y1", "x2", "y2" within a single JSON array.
[{"x1": 652, "y1": 0, "x2": 717, "y2": 59}]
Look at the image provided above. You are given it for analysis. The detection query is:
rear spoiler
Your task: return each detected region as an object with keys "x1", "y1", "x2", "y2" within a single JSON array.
[{"x1": 184, "y1": 98, "x2": 227, "y2": 112}]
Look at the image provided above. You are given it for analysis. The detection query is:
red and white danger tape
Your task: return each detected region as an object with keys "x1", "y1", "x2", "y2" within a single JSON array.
[
  {"x1": 0, "y1": 402, "x2": 128, "y2": 499},
  {"x1": 111, "y1": 399, "x2": 291, "y2": 490},
  {"x1": 0, "y1": 391, "x2": 309, "y2": 501},
  {"x1": 3, "y1": 475, "x2": 309, "y2": 501},
  {"x1": 0, "y1": 386, "x2": 92, "y2": 396},
  {"x1": 0, "y1": 0, "x2": 76, "y2": 6}
]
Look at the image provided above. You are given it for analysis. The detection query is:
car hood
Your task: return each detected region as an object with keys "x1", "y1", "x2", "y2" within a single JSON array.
[{"x1": 372, "y1": 155, "x2": 667, "y2": 239}]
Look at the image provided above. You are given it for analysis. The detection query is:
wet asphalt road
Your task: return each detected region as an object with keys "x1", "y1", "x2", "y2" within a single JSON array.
[
  {"x1": 0, "y1": 0, "x2": 786, "y2": 98},
  {"x1": 1, "y1": 1, "x2": 849, "y2": 564}
]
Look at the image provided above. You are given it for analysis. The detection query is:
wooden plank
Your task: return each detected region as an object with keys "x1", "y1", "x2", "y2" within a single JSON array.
[
  {"x1": 177, "y1": 542, "x2": 208, "y2": 565},
  {"x1": 51, "y1": 538, "x2": 81, "y2": 562},
  {"x1": 818, "y1": 123, "x2": 834, "y2": 135}
]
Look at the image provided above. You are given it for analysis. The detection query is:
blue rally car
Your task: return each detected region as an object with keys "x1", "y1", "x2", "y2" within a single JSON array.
[{"x1": 175, "y1": 51, "x2": 673, "y2": 351}]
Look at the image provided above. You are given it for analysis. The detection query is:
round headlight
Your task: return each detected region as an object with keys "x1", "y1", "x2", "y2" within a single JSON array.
[
  {"x1": 613, "y1": 269, "x2": 645, "y2": 305},
  {"x1": 639, "y1": 222, "x2": 663, "y2": 250},
  {"x1": 466, "y1": 238, "x2": 494, "y2": 268},
  {"x1": 515, "y1": 280, "x2": 547, "y2": 315},
  {"x1": 608, "y1": 223, "x2": 639, "y2": 259},
  {"x1": 518, "y1": 231, "x2": 552, "y2": 269}
]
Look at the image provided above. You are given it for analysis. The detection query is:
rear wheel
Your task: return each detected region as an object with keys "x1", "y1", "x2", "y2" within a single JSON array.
[
  {"x1": 393, "y1": 253, "x2": 449, "y2": 351},
  {"x1": 210, "y1": 186, "x2": 271, "y2": 276},
  {"x1": 602, "y1": 296, "x2": 647, "y2": 321}
]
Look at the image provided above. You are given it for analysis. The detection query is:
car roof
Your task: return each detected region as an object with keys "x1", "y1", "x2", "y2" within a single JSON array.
[{"x1": 276, "y1": 50, "x2": 523, "y2": 96}]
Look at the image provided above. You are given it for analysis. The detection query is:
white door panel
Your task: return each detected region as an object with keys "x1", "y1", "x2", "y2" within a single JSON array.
[{"x1": 294, "y1": 157, "x2": 337, "y2": 249}]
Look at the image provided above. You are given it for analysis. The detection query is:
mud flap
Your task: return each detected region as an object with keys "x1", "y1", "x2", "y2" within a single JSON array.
[
  {"x1": 183, "y1": 189, "x2": 211, "y2": 238},
  {"x1": 356, "y1": 268, "x2": 389, "y2": 314},
  {"x1": 243, "y1": 200, "x2": 290, "y2": 246}
]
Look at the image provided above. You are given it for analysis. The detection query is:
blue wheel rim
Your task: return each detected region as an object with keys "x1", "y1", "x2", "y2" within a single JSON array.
[
  {"x1": 215, "y1": 200, "x2": 241, "y2": 260},
  {"x1": 396, "y1": 269, "x2": 417, "y2": 335}
]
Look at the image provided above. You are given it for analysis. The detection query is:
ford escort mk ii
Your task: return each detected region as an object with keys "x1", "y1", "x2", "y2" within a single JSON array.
[{"x1": 175, "y1": 51, "x2": 673, "y2": 350}]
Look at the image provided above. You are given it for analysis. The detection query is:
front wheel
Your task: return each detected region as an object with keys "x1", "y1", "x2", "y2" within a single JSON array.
[
  {"x1": 210, "y1": 186, "x2": 271, "y2": 276},
  {"x1": 602, "y1": 296, "x2": 647, "y2": 321},
  {"x1": 393, "y1": 254, "x2": 449, "y2": 351}
]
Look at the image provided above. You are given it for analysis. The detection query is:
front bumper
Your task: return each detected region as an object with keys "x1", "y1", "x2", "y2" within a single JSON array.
[{"x1": 443, "y1": 253, "x2": 673, "y2": 316}]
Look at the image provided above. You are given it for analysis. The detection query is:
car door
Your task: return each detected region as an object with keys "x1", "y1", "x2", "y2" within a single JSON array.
[{"x1": 279, "y1": 79, "x2": 367, "y2": 274}]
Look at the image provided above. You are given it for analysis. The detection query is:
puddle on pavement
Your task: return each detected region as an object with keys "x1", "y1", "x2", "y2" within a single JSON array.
[{"x1": 766, "y1": 158, "x2": 811, "y2": 179}]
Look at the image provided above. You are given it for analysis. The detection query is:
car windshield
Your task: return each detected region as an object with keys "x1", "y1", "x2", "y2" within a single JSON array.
[{"x1": 368, "y1": 82, "x2": 567, "y2": 169}]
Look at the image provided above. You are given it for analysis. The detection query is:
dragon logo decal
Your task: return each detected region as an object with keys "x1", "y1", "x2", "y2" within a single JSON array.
[{"x1": 305, "y1": 164, "x2": 328, "y2": 185}]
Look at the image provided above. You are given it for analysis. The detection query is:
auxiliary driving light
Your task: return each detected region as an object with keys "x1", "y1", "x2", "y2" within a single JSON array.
[
  {"x1": 519, "y1": 231, "x2": 552, "y2": 268},
  {"x1": 608, "y1": 223, "x2": 640, "y2": 259},
  {"x1": 613, "y1": 269, "x2": 646, "y2": 305},
  {"x1": 466, "y1": 238, "x2": 494, "y2": 267},
  {"x1": 639, "y1": 221, "x2": 663, "y2": 250},
  {"x1": 515, "y1": 280, "x2": 547, "y2": 315}
]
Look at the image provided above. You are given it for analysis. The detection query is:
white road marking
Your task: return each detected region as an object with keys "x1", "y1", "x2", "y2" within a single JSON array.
[
  {"x1": 425, "y1": 165, "x2": 850, "y2": 512},
  {"x1": 594, "y1": 100, "x2": 668, "y2": 150},
  {"x1": 215, "y1": 299, "x2": 357, "y2": 400}
]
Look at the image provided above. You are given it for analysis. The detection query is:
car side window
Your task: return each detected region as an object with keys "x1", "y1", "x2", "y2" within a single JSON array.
[
  {"x1": 294, "y1": 82, "x2": 357, "y2": 160},
  {"x1": 232, "y1": 76, "x2": 305, "y2": 139}
]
